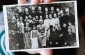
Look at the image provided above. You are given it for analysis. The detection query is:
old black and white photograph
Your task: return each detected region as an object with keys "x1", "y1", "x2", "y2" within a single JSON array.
[{"x1": 3, "y1": 1, "x2": 79, "y2": 51}]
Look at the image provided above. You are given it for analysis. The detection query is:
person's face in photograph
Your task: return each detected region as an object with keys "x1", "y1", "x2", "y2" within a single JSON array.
[
  {"x1": 68, "y1": 22, "x2": 72, "y2": 26},
  {"x1": 40, "y1": 15, "x2": 43, "y2": 19},
  {"x1": 51, "y1": 7, "x2": 54, "y2": 13},
  {"x1": 32, "y1": 6, "x2": 35, "y2": 13},
  {"x1": 54, "y1": 13, "x2": 57, "y2": 18},
  {"x1": 63, "y1": 23, "x2": 66, "y2": 28},
  {"x1": 49, "y1": 14, "x2": 52, "y2": 19},
  {"x1": 68, "y1": 28, "x2": 72, "y2": 34},
  {"x1": 18, "y1": 7, "x2": 22, "y2": 12},
  {"x1": 45, "y1": 7, "x2": 48, "y2": 12},
  {"x1": 65, "y1": 8, "x2": 70, "y2": 13},
  {"x1": 38, "y1": 6, "x2": 42, "y2": 13},
  {"x1": 51, "y1": 7, "x2": 54, "y2": 11},
  {"x1": 25, "y1": 8, "x2": 29, "y2": 12},
  {"x1": 38, "y1": 6, "x2": 42, "y2": 11},
  {"x1": 46, "y1": 15, "x2": 48, "y2": 19},
  {"x1": 56, "y1": 8, "x2": 60, "y2": 13},
  {"x1": 36, "y1": 16, "x2": 38, "y2": 20}
]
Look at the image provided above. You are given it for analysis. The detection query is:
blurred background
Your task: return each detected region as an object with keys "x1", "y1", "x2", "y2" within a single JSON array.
[{"x1": 0, "y1": 0, "x2": 85, "y2": 55}]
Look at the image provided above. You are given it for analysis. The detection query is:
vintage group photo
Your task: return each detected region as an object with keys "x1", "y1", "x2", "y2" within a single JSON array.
[{"x1": 3, "y1": 1, "x2": 79, "y2": 51}]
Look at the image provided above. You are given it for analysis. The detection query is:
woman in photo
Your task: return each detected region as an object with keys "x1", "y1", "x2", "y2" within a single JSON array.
[
  {"x1": 24, "y1": 22, "x2": 31, "y2": 49},
  {"x1": 31, "y1": 25, "x2": 39, "y2": 49}
]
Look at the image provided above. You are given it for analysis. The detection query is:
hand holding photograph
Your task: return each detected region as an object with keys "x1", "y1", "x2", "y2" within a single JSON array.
[{"x1": 3, "y1": 1, "x2": 79, "y2": 52}]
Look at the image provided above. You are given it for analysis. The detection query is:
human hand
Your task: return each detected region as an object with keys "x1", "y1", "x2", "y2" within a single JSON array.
[{"x1": 18, "y1": 0, "x2": 56, "y2": 4}]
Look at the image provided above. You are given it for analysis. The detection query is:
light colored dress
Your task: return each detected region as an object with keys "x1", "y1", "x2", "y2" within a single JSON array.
[
  {"x1": 44, "y1": 19, "x2": 50, "y2": 28},
  {"x1": 31, "y1": 30, "x2": 38, "y2": 49},
  {"x1": 24, "y1": 32, "x2": 31, "y2": 49},
  {"x1": 44, "y1": 19, "x2": 50, "y2": 37},
  {"x1": 31, "y1": 37, "x2": 38, "y2": 49}
]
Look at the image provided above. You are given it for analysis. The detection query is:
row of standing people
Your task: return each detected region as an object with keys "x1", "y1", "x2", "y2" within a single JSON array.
[{"x1": 9, "y1": 7, "x2": 76, "y2": 49}]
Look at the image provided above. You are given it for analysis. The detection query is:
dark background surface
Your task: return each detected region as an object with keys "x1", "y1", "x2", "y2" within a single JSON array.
[{"x1": 0, "y1": 0, "x2": 85, "y2": 55}]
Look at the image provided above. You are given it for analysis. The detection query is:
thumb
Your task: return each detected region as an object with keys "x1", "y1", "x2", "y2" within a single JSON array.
[
  {"x1": 18, "y1": 0, "x2": 27, "y2": 4},
  {"x1": 40, "y1": 49, "x2": 53, "y2": 55}
]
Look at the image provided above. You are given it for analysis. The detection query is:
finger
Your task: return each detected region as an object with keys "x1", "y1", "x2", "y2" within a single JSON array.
[
  {"x1": 40, "y1": 49, "x2": 53, "y2": 55},
  {"x1": 26, "y1": 49, "x2": 52, "y2": 55},
  {"x1": 31, "y1": 0, "x2": 40, "y2": 4},
  {"x1": 18, "y1": 0, "x2": 27, "y2": 4},
  {"x1": 26, "y1": 50, "x2": 39, "y2": 54},
  {"x1": 18, "y1": 0, "x2": 22, "y2": 4}
]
